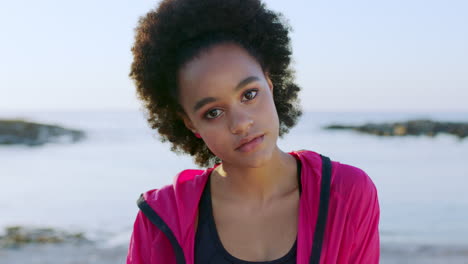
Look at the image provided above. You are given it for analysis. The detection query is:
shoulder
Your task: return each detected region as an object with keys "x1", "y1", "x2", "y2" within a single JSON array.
[
  {"x1": 331, "y1": 161, "x2": 380, "y2": 232},
  {"x1": 138, "y1": 168, "x2": 210, "y2": 236},
  {"x1": 331, "y1": 161, "x2": 378, "y2": 203},
  {"x1": 295, "y1": 149, "x2": 379, "y2": 220},
  {"x1": 141, "y1": 168, "x2": 208, "y2": 214},
  {"x1": 295, "y1": 150, "x2": 376, "y2": 195},
  {"x1": 128, "y1": 168, "x2": 209, "y2": 263},
  {"x1": 143, "y1": 168, "x2": 206, "y2": 199}
]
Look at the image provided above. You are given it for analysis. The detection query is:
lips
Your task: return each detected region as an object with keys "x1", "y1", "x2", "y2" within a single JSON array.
[{"x1": 236, "y1": 134, "x2": 264, "y2": 152}]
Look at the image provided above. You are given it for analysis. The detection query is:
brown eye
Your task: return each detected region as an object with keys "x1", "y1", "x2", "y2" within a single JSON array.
[
  {"x1": 242, "y1": 89, "x2": 258, "y2": 102},
  {"x1": 205, "y1": 109, "x2": 222, "y2": 119}
]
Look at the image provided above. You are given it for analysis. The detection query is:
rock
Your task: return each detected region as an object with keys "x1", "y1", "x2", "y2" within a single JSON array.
[
  {"x1": 0, "y1": 226, "x2": 90, "y2": 248},
  {"x1": 0, "y1": 119, "x2": 86, "y2": 146},
  {"x1": 324, "y1": 119, "x2": 468, "y2": 139},
  {"x1": 393, "y1": 125, "x2": 407, "y2": 136}
]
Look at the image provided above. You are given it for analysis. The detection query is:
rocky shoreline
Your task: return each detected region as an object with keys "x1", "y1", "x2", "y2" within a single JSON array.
[
  {"x1": 1, "y1": 241, "x2": 468, "y2": 264},
  {"x1": 0, "y1": 119, "x2": 85, "y2": 146},
  {"x1": 0, "y1": 226, "x2": 90, "y2": 249},
  {"x1": 324, "y1": 119, "x2": 468, "y2": 139},
  {"x1": 1, "y1": 226, "x2": 468, "y2": 263}
]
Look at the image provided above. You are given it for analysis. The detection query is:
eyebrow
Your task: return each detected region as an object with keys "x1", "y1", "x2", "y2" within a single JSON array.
[{"x1": 192, "y1": 76, "x2": 260, "y2": 113}]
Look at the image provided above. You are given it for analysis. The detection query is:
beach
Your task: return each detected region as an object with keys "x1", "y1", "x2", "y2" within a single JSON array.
[
  {"x1": 380, "y1": 242, "x2": 468, "y2": 264},
  {"x1": 1, "y1": 242, "x2": 468, "y2": 264},
  {"x1": 1, "y1": 110, "x2": 467, "y2": 264}
]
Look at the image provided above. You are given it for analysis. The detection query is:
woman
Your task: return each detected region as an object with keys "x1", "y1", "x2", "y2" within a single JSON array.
[{"x1": 126, "y1": 0, "x2": 380, "y2": 263}]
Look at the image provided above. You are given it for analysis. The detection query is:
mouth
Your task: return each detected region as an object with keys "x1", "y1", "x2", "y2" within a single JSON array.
[{"x1": 235, "y1": 134, "x2": 265, "y2": 153}]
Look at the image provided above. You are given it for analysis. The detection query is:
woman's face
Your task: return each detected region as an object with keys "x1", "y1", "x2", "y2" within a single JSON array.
[{"x1": 177, "y1": 43, "x2": 280, "y2": 168}]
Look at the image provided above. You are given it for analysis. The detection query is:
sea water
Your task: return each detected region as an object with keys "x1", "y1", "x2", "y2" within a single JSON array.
[{"x1": 1, "y1": 110, "x2": 467, "y2": 248}]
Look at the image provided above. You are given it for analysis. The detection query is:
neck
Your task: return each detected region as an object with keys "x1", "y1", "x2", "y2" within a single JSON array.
[{"x1": 211, "y1": 147, "x2": 298, "y2": 203}]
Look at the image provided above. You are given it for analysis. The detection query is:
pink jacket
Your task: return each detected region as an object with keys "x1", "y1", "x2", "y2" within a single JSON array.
[{"x1": 126, "y1": 150, "x2": 380, "y2": 263}]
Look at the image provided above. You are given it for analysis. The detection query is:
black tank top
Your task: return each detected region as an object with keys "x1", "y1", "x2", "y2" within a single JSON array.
[{"x1": 195, "y1": 158, "x2": 302, "y2": 264}]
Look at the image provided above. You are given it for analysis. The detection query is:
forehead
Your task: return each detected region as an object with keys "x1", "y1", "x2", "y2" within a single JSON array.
[{"x1": 177, "y1": 43, "x2": 264, "y2": 109}]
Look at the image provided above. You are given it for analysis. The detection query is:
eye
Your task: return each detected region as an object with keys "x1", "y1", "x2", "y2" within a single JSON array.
[
  {"x1": 242, "y1": 89, "x2": 258, "y2": 102},
  {"x1": 204, "y1": 109, "x2": 223, "y2": 119}
]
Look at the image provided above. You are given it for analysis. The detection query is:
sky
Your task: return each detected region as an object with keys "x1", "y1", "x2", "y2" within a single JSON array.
[{"x1": 1, "y1": 0, "x2": 467, "y2": 112}]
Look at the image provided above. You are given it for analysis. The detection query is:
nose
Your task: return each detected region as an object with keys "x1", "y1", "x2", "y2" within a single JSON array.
[{"x1": 229, "y1": 107, "x2": 254, "y2": 135}]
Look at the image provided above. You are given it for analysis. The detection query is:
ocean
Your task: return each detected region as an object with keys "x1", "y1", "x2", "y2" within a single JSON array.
[{"x1": 1, "y1": 109, "x2": 467, "y2": 249}]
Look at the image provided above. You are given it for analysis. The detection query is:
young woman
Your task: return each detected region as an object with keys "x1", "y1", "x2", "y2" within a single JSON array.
[{"x1": 126, "y1": 0, "x2": 380, "y2": 263}]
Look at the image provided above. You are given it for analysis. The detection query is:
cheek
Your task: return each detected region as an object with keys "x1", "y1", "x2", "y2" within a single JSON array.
[
  {"x1": 258, "y1": 91, "x2": 279, "y2": 124},
  {"x1": 201, "y1": 132, "x2": 231, "y2": 157}
]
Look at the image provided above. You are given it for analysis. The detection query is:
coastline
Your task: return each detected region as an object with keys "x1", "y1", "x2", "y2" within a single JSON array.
[
  {"x1": 1, "y1": 242, "x2": 467, "y2": 263},
  {"x1": 1, "y1": 110, "x2": 467, "y2": 263},
  {"x1": 381, "y1": 242, "x2": 468, "y2": 264}
]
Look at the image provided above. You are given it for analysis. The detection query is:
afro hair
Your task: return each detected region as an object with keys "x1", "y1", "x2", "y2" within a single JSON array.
[{"x1": 129, "y1": 0, "x2": 302, "y2": 167}]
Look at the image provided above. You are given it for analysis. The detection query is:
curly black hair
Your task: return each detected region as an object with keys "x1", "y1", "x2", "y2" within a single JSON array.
[{"x1": 129, "y1": 0, "x2": 302, "y2": 167}]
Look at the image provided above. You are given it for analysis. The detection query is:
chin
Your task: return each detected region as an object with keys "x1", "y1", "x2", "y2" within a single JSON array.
[{"x1": 238, "y1": 145, "x2": 276, "y2": 168}]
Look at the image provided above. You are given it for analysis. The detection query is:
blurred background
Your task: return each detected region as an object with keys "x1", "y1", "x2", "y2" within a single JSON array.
[{"x1": 1, "y1": 0, "x2": 467, "y2": 263}]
